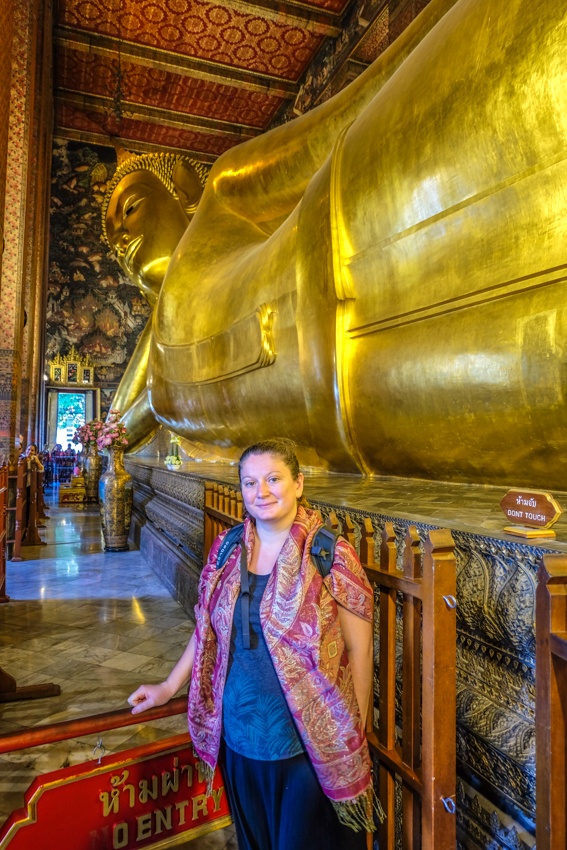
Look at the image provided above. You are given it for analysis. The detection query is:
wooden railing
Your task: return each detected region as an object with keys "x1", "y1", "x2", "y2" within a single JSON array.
[
  {"x1": 203, "y1": 481, "x2": 242, "y2": 563},
  {"x1": 536, "y1": 554, "x2": 567, "y2": 849},
  {"x1": 203, "y1": 484, "x2": 457, "y2": 848},
  {"x1": 0, "y1": 457, "x2": 59, "y2": 703},
  {"x1": 362, "y1": 519, "x2": 456, "y2": 850}
]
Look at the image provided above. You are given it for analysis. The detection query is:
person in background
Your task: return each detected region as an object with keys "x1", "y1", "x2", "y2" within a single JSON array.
[
  {"x1": 25, "y1": 444, "x2": 44, "y2": 471},
  {"x1": 128, "y1": 438, "x2": 382, "y2": 850}
]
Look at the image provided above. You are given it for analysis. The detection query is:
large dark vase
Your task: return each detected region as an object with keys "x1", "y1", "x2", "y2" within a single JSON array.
[
  {"x1": 83, "y1": 443, "x2": 102, "y2": 503},
  {"x1": 99, "y1": 447, "x2": 133, "y2": 552}
]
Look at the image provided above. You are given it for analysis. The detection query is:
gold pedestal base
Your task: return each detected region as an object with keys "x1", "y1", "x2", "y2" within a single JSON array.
[{"x1": 503, "y1": 525, "x2": 556, "y2": 539}]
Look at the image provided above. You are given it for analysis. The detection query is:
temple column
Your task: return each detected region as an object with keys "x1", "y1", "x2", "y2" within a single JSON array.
[{"x1": 0, "y1": 0, "x2": 52, "y2": 460}]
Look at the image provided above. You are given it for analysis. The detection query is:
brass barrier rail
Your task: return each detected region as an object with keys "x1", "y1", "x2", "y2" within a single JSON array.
[{"x1": 0, "y1": 696, "x2": 188, "y2": 755}]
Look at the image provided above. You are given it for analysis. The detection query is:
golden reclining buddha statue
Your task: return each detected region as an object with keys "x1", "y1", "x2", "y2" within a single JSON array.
[{"x1": 103, "y1": 0, "x2": 567, "y2": 488}]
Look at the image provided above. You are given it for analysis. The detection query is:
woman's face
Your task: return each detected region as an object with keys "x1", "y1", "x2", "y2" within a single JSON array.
[{"x1": 240, "y1": 453, "x2": 304, "y2": 529}]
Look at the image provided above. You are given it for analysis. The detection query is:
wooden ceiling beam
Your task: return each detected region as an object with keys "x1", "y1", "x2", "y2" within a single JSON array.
[
  {"x1": 56, "y1": 91, "x2": 262, "y2": 139},
  {"x1": 219, "y1": 0, "x2": 342, "y2": 36},
  {"x1": 55, "y1": 27, "x2": 300, "y2": 98},
  {"x1": 52, "y1": 127, "x2": 218, "y2": 164}
]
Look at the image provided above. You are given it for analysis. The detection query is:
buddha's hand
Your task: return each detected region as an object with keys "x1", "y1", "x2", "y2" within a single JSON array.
[{"x1": 127, "y1": 681, "x2": 174, "y2": 715}]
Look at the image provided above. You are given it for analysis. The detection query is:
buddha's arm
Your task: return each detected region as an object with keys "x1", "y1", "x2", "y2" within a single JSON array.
[
  {"x1": 210, "y1": 0, "x2": 459, "y2": 225},
  {"x1": 112, "y1": 318, "x2": 153, "y2": 417},
  {"x1": 120, "y1": 387, "x2": 158, "y2": 452}
]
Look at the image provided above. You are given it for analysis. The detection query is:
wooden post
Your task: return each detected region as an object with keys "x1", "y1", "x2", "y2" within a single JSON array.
[
  {"x1": 22, "y1": 460, "x2": 45, "y2": 546},
  {"x1": 359, "y1": 515, "x2": 376, "y2": 850},
  {"x1": 421, "y1": 529, "x2": 456, "y2": 850},
  {"x1": 203, "y1": 483, "x2": 215, "y2": 564},
  {"x1": 401, "y1": 526, "x2": 422, "y2": 849},
  {"x1": 536, "y1": 555, "x2": 567, "y2": 850},
  {"x1": 343, "y1": 513, "x2": 357, "y2": 548},
  {"x1": 0, "y1": 666, "x2": 61, "y2": 703},
  {"x1": 360, "y1": 516, "x2": 376, "y2": 739},
  {"x1": 327, "y1": 509, "x2": 340, "y2": 532},
  {"x1": 378, "y1": 521, "x2": 398, "y2": 850},
  {"x1": 11, "y1": 457, "x2": 27, "y2": 561}
]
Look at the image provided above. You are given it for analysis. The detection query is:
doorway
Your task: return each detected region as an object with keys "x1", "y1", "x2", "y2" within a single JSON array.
[{"x1": 44, "y1": 388, "x2": 100, "y2": 451}]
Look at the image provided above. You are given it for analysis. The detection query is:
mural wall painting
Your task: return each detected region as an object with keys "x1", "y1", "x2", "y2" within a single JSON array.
[
  {"x1": 274, "y1": 0, "x2": 433, "y2": 123},
  {"x1": 47, "y1": 139, "x2": 152, "y2": 421}
]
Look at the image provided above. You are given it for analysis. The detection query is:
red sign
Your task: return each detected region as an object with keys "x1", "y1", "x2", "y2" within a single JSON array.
[
  {"x1": 0, "y1": 735, "x2": 231, "y2": 850},
  {"x1": 500, "y1": 489, "x2": 562, "y2": 528}
]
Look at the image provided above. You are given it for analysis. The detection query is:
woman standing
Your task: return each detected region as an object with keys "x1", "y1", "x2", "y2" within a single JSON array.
[{"x1": 128, "y1": 439, "x2": 381, "y2": 849}]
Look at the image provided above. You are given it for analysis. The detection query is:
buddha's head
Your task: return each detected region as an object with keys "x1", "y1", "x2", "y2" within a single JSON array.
[{"x1": 102, "y1": 152, "x2": 208, "y2": 306}]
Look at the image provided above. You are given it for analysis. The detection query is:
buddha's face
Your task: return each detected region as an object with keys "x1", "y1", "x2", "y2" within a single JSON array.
[{"x1": 105, "y1": 171, "x2": 189, "y2": 307}]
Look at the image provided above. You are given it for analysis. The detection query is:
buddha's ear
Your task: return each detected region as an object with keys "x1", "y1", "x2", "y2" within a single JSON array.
[{"x1": 172, "y1": 159, "x2": 204, "y2": 216}]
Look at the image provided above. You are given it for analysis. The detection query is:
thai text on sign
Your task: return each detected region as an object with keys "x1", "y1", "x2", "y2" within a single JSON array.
[
  {"x1": 0, "y1": 735, "x2": 231, "y2": 850},
  {"x1": 500, "y1": 489, "x2": 562, "y2": 529}
]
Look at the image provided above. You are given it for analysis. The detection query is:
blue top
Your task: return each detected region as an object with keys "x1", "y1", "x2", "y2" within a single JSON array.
[{"x1": 222, "y1": 571, "x2": 304, "y2": 760}]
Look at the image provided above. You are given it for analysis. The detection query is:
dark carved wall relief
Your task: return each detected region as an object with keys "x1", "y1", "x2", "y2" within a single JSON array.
[{"x1": 308, "y1": 503, "x2": 538, "y2": 849}]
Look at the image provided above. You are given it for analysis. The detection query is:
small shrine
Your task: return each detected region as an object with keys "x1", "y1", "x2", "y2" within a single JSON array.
[{"x1": 47, "y1": 347, "x2": 95, "y2": 386}]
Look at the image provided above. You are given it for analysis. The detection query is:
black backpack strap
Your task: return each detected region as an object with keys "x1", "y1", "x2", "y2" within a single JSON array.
[
  {"x1": 310, "y1": 525, "x2": 341, "y2": 578},
  {"x1": 215, "y1": 523, "x2": 251, "y2": 649},
  {"x1": 215, "y1": 522, "x2": 245, "y2": 570},
  {"x1": 239, "y1": 543, "x2": 251, "y2": 650}
]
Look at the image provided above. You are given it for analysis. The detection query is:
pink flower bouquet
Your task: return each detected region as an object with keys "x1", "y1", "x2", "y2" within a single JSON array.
[
  {"x1": 72, "y1": 419, "x2": 104, "y2": 449},
  {"x1": 96, "y1": 410, "x2": 129, "y2": 451}
]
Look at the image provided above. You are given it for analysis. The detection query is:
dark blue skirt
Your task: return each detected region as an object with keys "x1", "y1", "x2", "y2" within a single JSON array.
[{"x1": 221, "y1": 742, "x2": 369, "y2": 850}]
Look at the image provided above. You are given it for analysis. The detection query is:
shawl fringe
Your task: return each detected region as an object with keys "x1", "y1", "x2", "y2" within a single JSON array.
[
  {"x1": 192, "y1": 746, "x2": 216, "y2": 797},
  {"x1": 202, "y1": 761, "x2": 216, "y2": 797},
  {"x1": 332, "y1": 786, "x2": 386, "y2": 833}
]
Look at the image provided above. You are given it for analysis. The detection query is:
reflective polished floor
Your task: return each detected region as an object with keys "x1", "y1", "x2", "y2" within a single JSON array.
[{"x1": 0, "y1": 488, "x2": 237, "y2": 849}]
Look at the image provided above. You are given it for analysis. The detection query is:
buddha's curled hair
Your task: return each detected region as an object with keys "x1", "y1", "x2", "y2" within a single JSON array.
[{"x1": 100, "y1": 151, "x2": 209, "y2": 244}]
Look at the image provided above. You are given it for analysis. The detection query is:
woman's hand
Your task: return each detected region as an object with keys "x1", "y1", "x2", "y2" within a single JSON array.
[
  {"x1": 127, "y1": 681, "x2": 174, "y2": 715},
  {"x1": 127, "y1": 632, "x2": 198, "y2": 715}
]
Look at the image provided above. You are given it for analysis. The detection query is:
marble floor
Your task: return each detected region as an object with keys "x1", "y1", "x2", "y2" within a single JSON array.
[{"x1": 0, "y1": 488, "x2": 237, "y2": 849}]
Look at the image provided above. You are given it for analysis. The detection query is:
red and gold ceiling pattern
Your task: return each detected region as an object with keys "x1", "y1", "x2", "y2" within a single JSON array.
[
  {"x1": 53, "y1": 3, "x2": 435, "y2": 170},
  {"x1": 54, "y1": 0, "x2": 362, "y2": 162},
  {"x1": 57, "y1": 48, "x2": 283, "y2": 128},
  {"x1": 61, "y1": 0, "x2": 323, "y2": 80},
  {"x1": 57, "y1": 102, "x2": 241, "y2": 156}
]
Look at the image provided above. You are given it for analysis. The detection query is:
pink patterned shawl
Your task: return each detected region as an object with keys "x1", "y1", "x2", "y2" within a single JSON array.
[{"x1": 188, "y1": 506, "x2": 381, "y2": 830}]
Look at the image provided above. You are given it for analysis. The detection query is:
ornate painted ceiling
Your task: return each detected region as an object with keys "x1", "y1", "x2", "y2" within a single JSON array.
[
  {"x1": 53, "y1": 0, "x2": 431, "y2": 165},
  {"x1": 53, "y1": 0, "x2": 360, "y2": 164}
]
